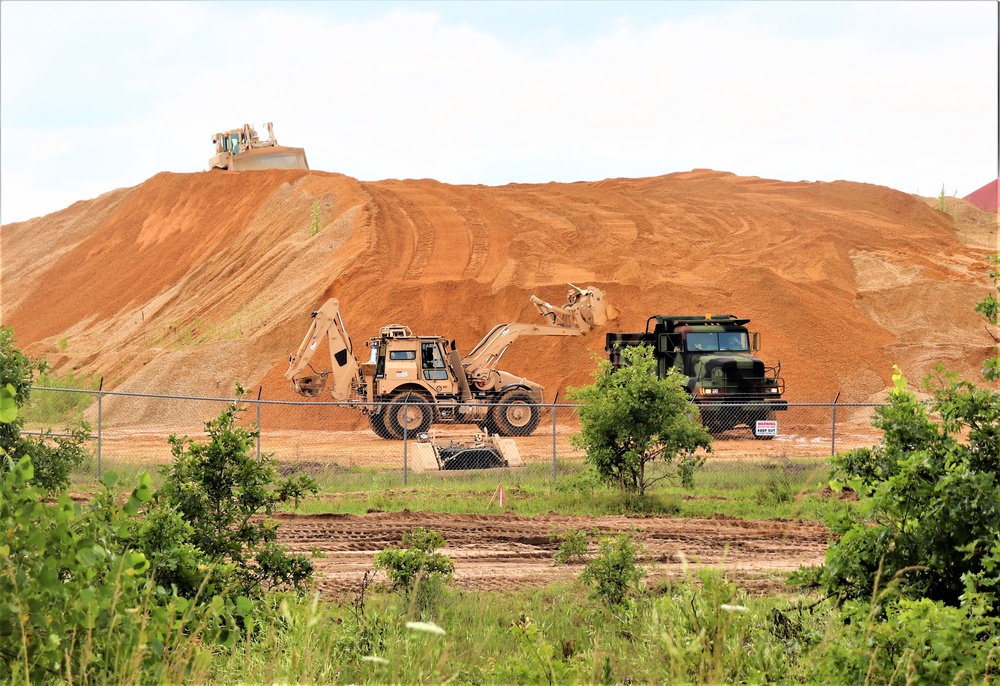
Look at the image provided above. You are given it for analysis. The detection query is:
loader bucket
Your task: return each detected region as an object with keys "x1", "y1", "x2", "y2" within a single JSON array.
[{"x1": 532, "y1": 284, "x2": 619, "y2": 332}]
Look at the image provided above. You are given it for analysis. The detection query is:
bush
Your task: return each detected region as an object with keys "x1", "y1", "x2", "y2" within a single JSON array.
[
  {"x1": 374, "y1": 528, "x2": 454, "y2": 616},
  {"x1": 551, "y1": 528, "x2": 590, "y2": 565},
  {"x1": 580, "y1": 532, "x2": 646, "y2": 608},
  {"x1": 821, "y1": 367, "x2": 1000, "y2": 607},
  {"x1": 148, "y1": 395, "x2": 318, "y2": 599},
  {"x1": 808, "y1": 595, "x2": 1000, "y2": 685},
  {"x1": 569, "y1": 345, "x2": 711, "y2": 497},
  {"x1": 0, "y1": 327, "x2": 91, "y2": 494},
  {"x1": 0, "y1": 458, "x2": 225, "y2": 683}
]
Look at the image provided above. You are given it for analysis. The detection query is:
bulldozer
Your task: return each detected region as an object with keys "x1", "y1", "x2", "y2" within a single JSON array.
[
  {"x1": 285, "y1": 284, "x2": 618, "y2": 439},
  {"x1": 209, "y1": 122, "x2": 309, "y2": 171}
]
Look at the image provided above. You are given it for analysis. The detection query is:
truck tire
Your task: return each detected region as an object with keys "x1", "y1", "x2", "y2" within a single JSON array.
[
  {"x1": 490, "y1": 390, "x2": 540, "y2": 437},
  {"x1": 369, "y1": 411, "x2": 397, "y2": 440},
  {"x1": 386, "y1": 393, "x2": 432, "y2": 438}
]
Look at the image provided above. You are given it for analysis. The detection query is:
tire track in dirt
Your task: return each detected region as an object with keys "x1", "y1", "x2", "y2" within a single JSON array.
[{"x1": 275, "y1": 510, "x2": 828, "y2": 595}]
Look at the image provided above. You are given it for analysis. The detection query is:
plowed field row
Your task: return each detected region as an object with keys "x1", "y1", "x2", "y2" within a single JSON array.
[{"x1": 274, "y1": 510, "x2": 828, "y2": 595}]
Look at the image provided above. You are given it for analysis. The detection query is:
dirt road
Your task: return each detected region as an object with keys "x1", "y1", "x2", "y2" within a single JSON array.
[{"x1": 275, "y1": 510, "x2": 829, "y2": 596}]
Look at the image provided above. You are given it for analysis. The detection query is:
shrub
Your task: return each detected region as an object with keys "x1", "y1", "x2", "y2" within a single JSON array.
[
  {"x1": 580, "y1": 532, "x2": 646, "y2": 608},
  {"x1": 821, "y1": 367, "x2": 1000, "y2": 607},
  {"x1": 976, "y1": 253, "x2": 1000, "y2": 380},
  {"x1": 0, "y1": 459, "x2": 224, "y2": 684},
  {"x1": 551, "y1": 528, "x2": 590, "y2": 565},
  {"x1": 149, "y1": 394, "x2": 318, "y2": 599},
  {"x1": 569, "y1": 345, "x2": 711, "y2": 497},
  {"x1": 0, "y1": 327, "x2": 91, "y2": 494},
  {"x1": 808, "y1": 595, "x2": 1000, "y2": 685},
  {"x1": 374, "y1": 528, "x2": 454, "y2": 615}
]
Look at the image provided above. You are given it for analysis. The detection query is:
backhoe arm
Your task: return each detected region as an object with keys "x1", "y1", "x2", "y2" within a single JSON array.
[{"x1": 285, "y1": 298, "x2": 361, "y2": 400}]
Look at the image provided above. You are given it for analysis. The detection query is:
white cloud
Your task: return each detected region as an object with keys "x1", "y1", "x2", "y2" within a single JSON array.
[{"x1": 1, "y1": 1, "x2": 996, "y2": 224}]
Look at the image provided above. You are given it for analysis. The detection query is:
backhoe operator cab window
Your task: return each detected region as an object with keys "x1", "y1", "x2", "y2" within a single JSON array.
[
  {"x1": 422, "y1": 342, "x2": 448, "y2": 381},
  {"x1": 685, "y1": 332, "x2": 749, "y2": 352}
]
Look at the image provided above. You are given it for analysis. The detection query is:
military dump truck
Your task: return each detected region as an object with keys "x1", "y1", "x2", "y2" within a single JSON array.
[
  {"x1": 286, "y1": 285, "x2": 618, "y2": 439},
  {"x1": 606, "y1": 315, "x2": 786, "y2": 439},
  {"x1": 209, "y1": 122, "x2": 309, "y2": 171}
]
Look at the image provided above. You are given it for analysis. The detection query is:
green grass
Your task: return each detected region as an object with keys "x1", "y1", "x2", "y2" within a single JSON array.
[
  {"x1": 201, "y1": 571, "x2": 832, "y2": 685},
  {"x1": 22, "y1": 371, "x2": 99, "y2": 426},
  {"x1": 68, "y1": 456, "x2": 851, "y2": 523}
]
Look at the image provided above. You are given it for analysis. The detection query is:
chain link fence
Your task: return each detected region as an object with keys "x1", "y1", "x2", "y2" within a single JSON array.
[{"x1": 22, "y1": 386, "x2": 888, "y2": 494}]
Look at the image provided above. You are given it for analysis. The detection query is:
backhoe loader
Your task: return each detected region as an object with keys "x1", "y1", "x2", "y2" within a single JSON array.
[{"x1": 285, "y1": 285, "x2": 617, "y2": 439}]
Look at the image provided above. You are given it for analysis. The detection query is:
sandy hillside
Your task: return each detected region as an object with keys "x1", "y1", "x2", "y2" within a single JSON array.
[{"x1": 2, "y1": 168, "x2": 997, "y2": 418}]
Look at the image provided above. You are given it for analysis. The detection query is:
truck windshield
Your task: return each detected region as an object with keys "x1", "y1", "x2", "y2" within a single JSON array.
[
  {"x1": 685, "y1": 332, "x2": 749, "y2": 352},
  {"x1": 685, "y1": 333, "x2": 719, "y2": 352},
  {"x1": 719, "y1": 332, "x2": 749, "y2": 351}
]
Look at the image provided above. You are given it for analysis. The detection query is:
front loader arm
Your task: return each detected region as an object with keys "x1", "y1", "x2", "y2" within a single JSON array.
[
  {"x1": 461, "y1": 285, "x2": 619, "y2": 385},
  {"x1": 461, "y1": 322, "x2": 584, "y2": 383},
  {"x1": 285, "y1": 298, "x2": 361, "y2": 401}
]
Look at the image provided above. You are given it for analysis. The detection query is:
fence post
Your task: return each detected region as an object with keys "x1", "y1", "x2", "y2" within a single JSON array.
[
  {"x1": 403, "y1": 392, "x2": 411, "y2": 486},
  {"x1": 831, "y1": 392, "x2": 841, "y2": 457},
  {"x1": 551, "y1": 391, "x2": 559, "y2": 483},
  {"x1": 256, "y1": 386, "x2": 262, "y2": 461},
  {"x1": 96, "y1": 377, "x2": 104, "y2": 479}
]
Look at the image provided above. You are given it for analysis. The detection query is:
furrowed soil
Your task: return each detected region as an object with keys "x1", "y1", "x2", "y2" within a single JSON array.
[{"x1": 274, "y1": 509, "x2": 828, "y2": 596}]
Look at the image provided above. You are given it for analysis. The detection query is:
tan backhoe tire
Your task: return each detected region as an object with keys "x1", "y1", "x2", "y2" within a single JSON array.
[
  {"x1": 369, "y1": 411, "x2": 397, "y2": 440},
  {"x1": 490, "y1": 391, "x2": 540, "y2": 437},
  {"x1": 387, "y1": 393, "x2": 432, "y2": 438}
]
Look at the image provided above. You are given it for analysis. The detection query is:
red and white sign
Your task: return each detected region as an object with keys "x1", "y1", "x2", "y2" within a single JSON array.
[{"x1": 755, "y1": 420, "x2": 778, "y2": 436}]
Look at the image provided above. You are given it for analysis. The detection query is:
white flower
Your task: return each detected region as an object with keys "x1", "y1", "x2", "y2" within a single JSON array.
[
  {"x1": 405, "y1": 621, "x2": 447, "y2": 635},
  {"x1": 720, "y1": 604, "x2": 749, "y2": 613},
  {"x1": 361, "y1": 656, "x2": 390, "y2": 665}
]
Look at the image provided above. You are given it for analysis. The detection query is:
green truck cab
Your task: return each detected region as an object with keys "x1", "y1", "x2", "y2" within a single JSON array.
[{"x1": 606, "y1": 315, "x2": 787, "y2": 438}]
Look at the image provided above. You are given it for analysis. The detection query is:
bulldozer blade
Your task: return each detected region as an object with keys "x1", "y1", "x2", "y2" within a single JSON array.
[{"x1": 228, "y1": 147, "x2": 309, "y2": 171}]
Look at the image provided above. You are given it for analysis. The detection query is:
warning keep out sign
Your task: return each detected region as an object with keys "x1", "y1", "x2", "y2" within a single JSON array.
[{"x1": 755, "y1": 420, "x2": 778, "y2": 436}]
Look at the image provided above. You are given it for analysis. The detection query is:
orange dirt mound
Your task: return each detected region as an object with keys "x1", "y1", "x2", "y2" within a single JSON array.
[{"x1": 2, "y1": 169, "x2": 996, "y2": 423}]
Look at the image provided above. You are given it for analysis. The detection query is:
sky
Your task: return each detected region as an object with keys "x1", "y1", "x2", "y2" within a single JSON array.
[{"x1": 1, "y1": 0, "x2": 997, "y2": 224}]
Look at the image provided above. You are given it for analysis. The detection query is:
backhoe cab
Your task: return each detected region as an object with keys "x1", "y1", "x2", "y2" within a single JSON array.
[{"x1": 285, "y1": 284, "x2": 618, "y2": 439}]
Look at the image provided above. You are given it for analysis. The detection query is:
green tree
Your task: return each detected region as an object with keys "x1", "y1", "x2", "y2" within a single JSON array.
[
  {"x1": 569, "y1": 345, "x2": 711, "y2": 496},
  {"x1": 0, "y1": 327, "x2": 89, "y2": 493},
  {"x1": 821, "y1": 367, "x2": 1000, "y2": 607},
  {"x1": 976, "y1": 253, "x2": 1000, "y2": 381}
]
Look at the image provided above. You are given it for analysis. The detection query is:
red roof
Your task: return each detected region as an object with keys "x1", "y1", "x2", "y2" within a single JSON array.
[{"x1": 963, "y1": 178, "x2": 1000, "y2": 212}]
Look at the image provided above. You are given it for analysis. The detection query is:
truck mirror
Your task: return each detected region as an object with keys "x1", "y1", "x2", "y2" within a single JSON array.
[
  {"x1": 658, "y1": 333, "x2": 671, "y2": 353},
  {"x1": 752, "y1": 332, "x2": 760, "y2": 353}
]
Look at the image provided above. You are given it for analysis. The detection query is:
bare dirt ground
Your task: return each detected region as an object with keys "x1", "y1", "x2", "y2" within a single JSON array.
[{"x1": 275, "y1": 510, "x2": 829, "y2": 597}]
